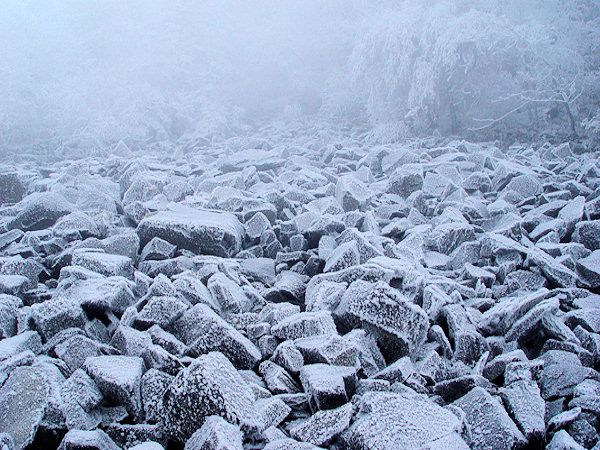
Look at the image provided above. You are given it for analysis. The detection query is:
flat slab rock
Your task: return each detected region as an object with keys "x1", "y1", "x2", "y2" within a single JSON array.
[{"x1": 137, "y1": 206, "x2": 244, "y2": 258}]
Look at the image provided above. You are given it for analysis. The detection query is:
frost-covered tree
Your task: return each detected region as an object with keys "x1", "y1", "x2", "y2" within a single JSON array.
[{"x1": 347, "y1": 0, "x2": 600, "y2": 139}]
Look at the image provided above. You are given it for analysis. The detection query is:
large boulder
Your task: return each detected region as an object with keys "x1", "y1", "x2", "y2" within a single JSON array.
[{"x1": 137, "y1": 206, "x2": 244, "y2": 258}]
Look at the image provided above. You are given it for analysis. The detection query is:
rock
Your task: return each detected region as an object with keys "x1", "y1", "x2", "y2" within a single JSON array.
[
  {"x1": 387, "y1": 164, "x2": 424, "y2": 197},
  {"x1": 539, "y1": 350, "x2": 591, "y2": 399},
  {"x1": 30, "y1": 298, "x2": 87, "y2": 340},
  {"x1": 8, "y1": 192, "x2": 72, "y2": 232},
  {"x1": 452, "y1": 387, "x2": 526, "y2": 450},
  {"x1": 0, "y1": 172, "x2": 25, "y2": 205},
  {"x1": 288, "y1": 402, "x2": 354, "y2": 447},
  {"x1": 141, "y1": 369, "x2": 174, "y2": 424},
  {"x1": 272, "y1": 311, "x2": 337, "y2": 340},
  {"x1": 499, "y1": 364, "x2": 545, "y2": 443},
  {"x1": 55, "y1": 334, "x2": 106, "y2": 372},
  {"x1": 60, "y1": 369, "x2": 103, "y2": 430},
  {"x1": 0, "y1": 331, "x2": 42, "y2": 361},
  {"x1": 207, "y1": 272, "x2": 251, "y2": 313},
  {"x1": 184, "y1": 416, "x2": 243, "y2": 450},
  {"x1": 341, "y1": 391, "x2": 463, "y2": 450},
  {"x1": 256, "y1": 397, "x2": 291, "y2": 429},
  {"x1": 441, "y1": 304, "x2": 488, "y2": 364},
  {"x1": 137, "y1": 206, "x2": 244, "y2": 257},
  {"x1": 57, "y1": 429, "x2": 119, "y2": 450},
  {"x1": 263, "y1": 439, "x2": 322, "y2": 450},
  {"x1": 427, "y1": 222, "x2": 476, "y2": 255},
  {"x1": 162, "y1": 351, "x2": 260, "y2": 441},
  {"x1": 323, "y1": 241, "x2": 360, "y2": 273},
  {"x1": 0, "y1": 295, "x2": 21, "y2": 338},
  {"x1": 72, "y1": 250, "x2": 134, "y2": 278},
  {"x1": 294, "y1": 334, "x2": 359, "y2": 368},
  {"x1": 547, "y1": 430, "x2": 585, "y2": 450},
  {"x1": 140, "y1": 237, "x2": 177, "y2": 261},
  {"x1": 0, "y1": 366, "x2": 49, "y2": 450},
  {"x1": 299, "y1": 364, "x2": 357, "y2": 411},
  {"x1": 336, "y1": 175, "x2": 371, "y2": 211},
  {"x1": 259, "y1": 360, "x2": 301, "y2": 394},
  {"x1": 336, "y1": 280, "x2": 428, "y2": 359},
  {"x1": 84, "y1": 355, "x2": 144, "y2": 420},
  {"x1": 134, "y1": 296, "x2": 189, "y2": 329},
  {"x1": 573, "y1": 221, "x2": 600, "y2": 251},
  {"x1": 170, "y1": 304, "x2": 261, "y2": 369},
  {"x1": 577, "y1": 250, "x2": 600, "y2": 288}
]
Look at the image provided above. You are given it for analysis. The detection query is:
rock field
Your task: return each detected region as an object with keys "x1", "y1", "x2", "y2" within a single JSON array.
[{"x1": 0, "y1": 136, "x2": 599, "y2": 449}]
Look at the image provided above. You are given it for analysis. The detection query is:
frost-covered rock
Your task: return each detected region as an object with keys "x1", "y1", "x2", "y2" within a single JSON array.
[
  {"x1": 184, "y1": 415, "x2": 243, "y2": 450},
  {"x1": 84, "y1": 355, "x2": 145, "y2": 420},
  {"x1": 272, "y1": 311, "x2": 337, "y2": 341},
  {"x1": 137, "y1": 206, "x2": 243, "y2": 257},
  {"x1": 335, "y1": 280, "x2": 428, "y2": 358},
  {"x1": 452, "y1": 387, "x2": 526, "y2": 450},
  {"x1": 299, "y1": 364, "x2": 357, "y2": 411},
  {"x1": 288, "y1": 402, "x2": 354, "y2": 447},
  {"x1": 162, "y1": 351, "x2": 260, "y2": 441},
  {"x1": 0, "y1": 366, "x2": 49, "y2": 450},
  {"x1": 341, "y1": 391, "x2": 464, "y2": 450},
  {"x1": 170, "y1": 304, "x2": 261, "y2": 369}
]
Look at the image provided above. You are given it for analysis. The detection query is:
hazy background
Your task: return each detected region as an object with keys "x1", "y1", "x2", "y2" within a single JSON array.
[{"x1": 1, "y1": 0, "x2": 599, "y2": 155}]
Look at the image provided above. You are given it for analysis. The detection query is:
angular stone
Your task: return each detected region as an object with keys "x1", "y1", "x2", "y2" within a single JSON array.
[
  {"x1": 573, "y1": 221, "x2": 600, "y2": 251},
  {"x1": 162, "y1": 352, "x2": 260, "y2": 442},
  {"x1": 499, "y1": 371, "x2": 545, "y2": 443},
  {"x1": 137, "y1": 206, "x2": 244, "y2": 257},
  {"x1": 0, "y1": 366, "x2": 48, "y2": 450},
  {"x1": 84, "y1": 355, "x2": 144, "y2": 420},
  {"x1": 135, "y1": 296, "x2": 189, "y2": 330},
  {"x1": 452, "y1": 387, "x2": 525, "y2": 450},
  {"x1": 140, "y1": 237, "x2": 177, "y2": 261},
  {"x1": 294, "y1": 334, "x2": 359, "y2": 368},
  {"x1": 336, "y1": 280, "x2": 428, "y2": 358},
  {"x1": 289, "y1": 402, "x2": 354, "y2": 447},
  {"x1": 170, "y1": 304, "x2": 261, "y2": 370},
  {"x1": 336, "y1": 175, "x2": 371, "y2": 211},
  {"x1": 341, "y1": 391, "x2": 463, "y2": 450},
  {"x1": 272, "y1": 311, "x2": 337, "y2": 341},
  {"x1": 72, "y1": 250, "x2": 134, "y2": 278},
  {"x1": 323, "y1": 241, "x2": 360, "y2": 273},
  {"x1": 299, "y1": 364, "x2": 357, "y2": 411},
  {"x1": 577, "y1": 250, "x2": 600, "y2": 288},
  {"x1": 141, "y1": 369, "x2": 174, "y2": 424},
  {"x1": 0, "y1": 331, "x2": 42, "y2": 361},
  {"x1": 184, "y1": 415, "x2": 243, "y2": 450},
  {"x1": 8, "y1": 192, "x2": 72, "y2": 232},
  {"x1": 30, "y1": 298, "x2": 87, "y2": 340},
  {"x1": 57, "y1": 429, "x2": 119, "y2": 450},
  {"x1": 387, "y1": 164, "x2": 424, "y2": 197},
  {"x1": 0, "y1": 172, "x2": 25, "y2": 205}
]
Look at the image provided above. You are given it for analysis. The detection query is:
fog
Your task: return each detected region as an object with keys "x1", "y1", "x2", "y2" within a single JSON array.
[
  {"x1": 0, "y1": 0, "x2": 377, "y2": 151},
  {"x1": 0, "y1": 1, "x2": 598, "y2": 153}
]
